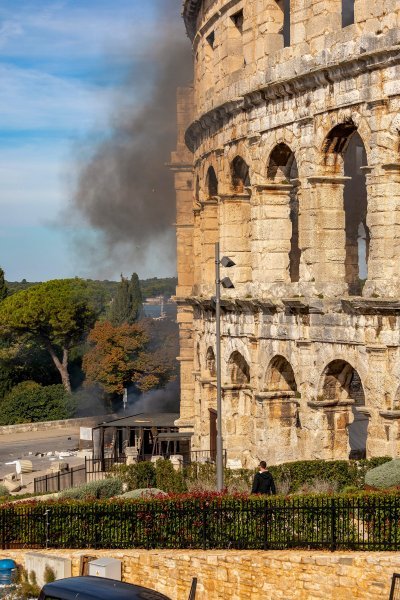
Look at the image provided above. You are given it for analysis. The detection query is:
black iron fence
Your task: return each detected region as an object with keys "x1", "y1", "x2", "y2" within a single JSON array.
[
  {"x1": 34, "y1": 465, "x2": 86, "y2": 494},
  {"x1": 2, "y1": 495, "x2": 400, "y2": 551},
  {"x1": 84, "y1": 451, "x2": 226, "y2": 477}
]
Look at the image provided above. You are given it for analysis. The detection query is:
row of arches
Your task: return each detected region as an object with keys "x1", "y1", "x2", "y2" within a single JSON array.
[
  {"x1": 197, "y1": 122, "x2": 370, "y2": 290},
  {"x1": 205, "y1": 346, "x2": 364, "y2": 402},
  {"x1": 204, "y1": 347, "x2": 368, "y2": 458}
]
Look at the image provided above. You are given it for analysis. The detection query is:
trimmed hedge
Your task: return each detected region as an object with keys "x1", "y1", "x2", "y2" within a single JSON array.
[{"x1": 268, "y1": 457, "x2": 392, "y2": 492}]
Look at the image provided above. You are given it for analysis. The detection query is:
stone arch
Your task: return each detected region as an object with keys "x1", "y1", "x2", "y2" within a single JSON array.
[
  {"x1": 317, "y1": 111, "x2": 372, "y2": 169},
  {"x1": 319, "y1": 359, "x2": 360, "y2": 401},
  {"x1": 231, "y1": 155, "x2": 251, "y2": 192},
  {"x1": 266, "y1": 142, "x2": 300, "y2": 282},
  {"x1": 321, "y1": 122, "x2": 369, "y2": 294},
  {"x1": 195, "y1": 174, "x2": 200, "y2": 203},
  {"x1": 206, "y1": 346, "x2": 216, "y2": 378},
  {"x1": 266, "y1": 355, "x2": 297, "y2": 393},
  {"x1": 319, "y1": 359, "x2": 368, "y2": 459},
  {"x1": 267, "y1": 143, "x2": 298, "y2": 182},
  {"x1": 228, "y1": 350, "x2": 250, "y2": 384},
  {"x1": 206, "y1": 165, "x2": 218, "y2": 197}
]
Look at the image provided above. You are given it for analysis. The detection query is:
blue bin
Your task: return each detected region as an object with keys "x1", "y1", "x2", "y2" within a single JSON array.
[{"x1": 0, "y1": 559, "x2": 17, "y2": 585}]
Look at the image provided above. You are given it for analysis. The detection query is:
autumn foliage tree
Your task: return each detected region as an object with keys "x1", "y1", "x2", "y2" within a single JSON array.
[{"x1": 82, "y1": 321, "x2": 169, "y2": 396}]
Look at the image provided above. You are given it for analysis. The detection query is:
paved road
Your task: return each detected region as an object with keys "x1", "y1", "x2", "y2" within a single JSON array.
[{"x1": 0, "y1": 427, "x2": 82, "y2": 480}]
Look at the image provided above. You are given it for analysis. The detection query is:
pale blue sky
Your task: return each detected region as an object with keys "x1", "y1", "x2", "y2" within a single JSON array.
[{"x1": 0, "y1": 0, "x2": 176, "y2": 281}]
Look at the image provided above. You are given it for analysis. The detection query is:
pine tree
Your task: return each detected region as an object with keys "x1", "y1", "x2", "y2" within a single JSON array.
[
  {"x1": 0, "y1": 268, "x2": 7, "y2": 302},
  {"x1": 109, "y1": 275, "x2": 131, "y2": 326},
  {"x1": 128, "y1": 272, "x2": 143, "y2": 323}
]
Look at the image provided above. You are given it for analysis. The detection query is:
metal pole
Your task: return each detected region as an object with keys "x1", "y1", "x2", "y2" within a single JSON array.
[{"x1": 215, "y1": 242, "x2": 224, "y2": 491}]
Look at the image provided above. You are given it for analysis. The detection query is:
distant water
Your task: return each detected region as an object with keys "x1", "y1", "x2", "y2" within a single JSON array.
[{"x1": 143, "y1": 303, "x2": 177, "y2": 318}]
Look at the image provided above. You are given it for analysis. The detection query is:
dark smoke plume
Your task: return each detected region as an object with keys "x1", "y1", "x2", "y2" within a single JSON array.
[{"x1": 70, "y1": 0, "x2": 192, "y2": 277}]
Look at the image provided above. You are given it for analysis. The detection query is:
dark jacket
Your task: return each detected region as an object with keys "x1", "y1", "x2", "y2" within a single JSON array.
[{"x1": 251, "y1": 470, "x2": 276, "y2": 495}]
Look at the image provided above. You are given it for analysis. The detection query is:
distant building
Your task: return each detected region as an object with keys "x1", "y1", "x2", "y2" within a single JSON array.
[{"x1": 172, "y1": 1, "x2": 400, "y2": 467}]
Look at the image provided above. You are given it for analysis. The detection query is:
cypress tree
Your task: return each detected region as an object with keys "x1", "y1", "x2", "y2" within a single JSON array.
[
  {"x1": 109, "y1": 275, "x2": 131, "y2": 326},
  {"x1": 128, "y1": 272, "x2": 143, "y2": 323},
  {"x1": 0, "y1": 268, "x2": 7, "y2": 302}
]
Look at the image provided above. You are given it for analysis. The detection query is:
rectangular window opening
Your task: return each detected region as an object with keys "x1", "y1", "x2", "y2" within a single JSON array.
[
  {"x1": 342, "y1": 0, "x2": 355, "y2": 27},
  {"x1": 276, "y1": 0, "x2": 291, "y2": 47},
  {"x1": 206, "y1": 31, "x2": 215, "y2": 48},
  {"x1": 231, "y1": 9, "x2": 244, "y2": 34}
]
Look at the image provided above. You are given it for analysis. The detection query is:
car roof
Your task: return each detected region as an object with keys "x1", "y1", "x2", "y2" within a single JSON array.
[{"x1": 40, "y1": 576, "x2": 172, "y2": 600}]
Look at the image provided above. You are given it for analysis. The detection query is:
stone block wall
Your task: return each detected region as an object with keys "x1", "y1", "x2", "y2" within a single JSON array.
[{"x1": 4, "y1": 548, "x2": 400, "y2": 599}]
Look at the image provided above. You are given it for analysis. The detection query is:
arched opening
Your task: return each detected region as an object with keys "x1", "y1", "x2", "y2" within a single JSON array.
[
  {"x1": 206, "y1": 347, "x2": 216, "y2": 378},
  {"x1": 195, "y1": 175, "x2": 200, "y2": 203},
  {"x1": 231, "y1": 156, "x2": 250, "y2": 192},
  {"x1": 266, "y1": 355, "x2": 297, "y2": 393},
  {"x1": 228, "y1": 351, "x2": 250, "y2": 384},
  {"x1": 206, "y1": 166, "x2": 218, "y2": 197},
  {"x1": 320, "y1": 360, "x2": 368, "y2": 458},
  {"x1": 324, "y1": 124, "x2": 369, "y2": 295},
  {"x1": 344, "y1": 132, "x2": 369, "y2": 293},
  {"x1": 267, "y1": 143, "x2": 300, "y2": 282}
]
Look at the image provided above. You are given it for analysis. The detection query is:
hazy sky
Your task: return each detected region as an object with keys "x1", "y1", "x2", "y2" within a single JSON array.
[{"x1": 0, "y1": 0, "x2": 182, "y2": 282}]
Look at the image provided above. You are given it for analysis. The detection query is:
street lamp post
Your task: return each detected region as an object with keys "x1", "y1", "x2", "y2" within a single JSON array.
[{"x1": 215, "y1": 242, "x2": 235, "y2": 492}]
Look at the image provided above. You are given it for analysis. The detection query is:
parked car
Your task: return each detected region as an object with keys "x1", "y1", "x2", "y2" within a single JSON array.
[{"x1": 38, "y1": 576, "x2": 173, "y2": 600}]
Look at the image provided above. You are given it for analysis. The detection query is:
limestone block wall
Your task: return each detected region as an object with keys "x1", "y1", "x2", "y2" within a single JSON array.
[
  {"x1": 4, "y1": 548, "x2": 400, "y2": 600},
  {"x1": 176, "y1": 1, "x2": 400, "y2": 464}
]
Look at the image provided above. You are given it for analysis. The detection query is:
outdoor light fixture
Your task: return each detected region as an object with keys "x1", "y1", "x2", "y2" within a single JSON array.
[
  {"x1": 221, "y1": 276, "x2": 234, "y2": 289},
  {"x1": 220, "y1": 256, "x2": 236, "y2": 268},
  {"x1": 215, "y1": 242, "x2": 235, "y2": 492}
]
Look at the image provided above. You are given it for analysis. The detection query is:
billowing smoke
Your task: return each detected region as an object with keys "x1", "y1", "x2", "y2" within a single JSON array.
[
  {"x1": 69, "y1": 0, "x2": 192, "y2": 277},
  {"x1": 126, "y1": 380, "x2": 180, "y2": 415}
]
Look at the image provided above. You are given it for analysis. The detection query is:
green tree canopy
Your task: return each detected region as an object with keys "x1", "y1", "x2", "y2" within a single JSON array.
[
  {"x1": 109, "y1": 272, "x2": 143, "y2": 326},
  {"x1": 82, "y1": 320, "x2": 169, "y2": 396},
  {"x1": 0, "y1": 381, "x2": 75, "y2": 425},
  {"x1": 128, "y1": 272, "x2": 143, "y2": 322},
  {"x1": 0, "y1": 268, "x2": 7, "y2": 302},
  {"x1": 0, "y1": 279, "x2": 99, "y2": 392}
]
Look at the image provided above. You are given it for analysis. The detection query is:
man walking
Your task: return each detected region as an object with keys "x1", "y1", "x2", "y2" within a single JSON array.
[{"x1": 251, "y1": 461, "x2": 276, "y2": 495}]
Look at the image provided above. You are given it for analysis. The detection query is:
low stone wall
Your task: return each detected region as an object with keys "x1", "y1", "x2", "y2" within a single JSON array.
[
  {"x1": 2, "y1": 548, "x2": 400, "y2": 599},
  {"x1": 0, "y1": 415, "x2": 117, "y2": 436}
]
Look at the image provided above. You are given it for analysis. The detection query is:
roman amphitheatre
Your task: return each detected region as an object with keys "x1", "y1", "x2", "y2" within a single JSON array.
[{"x1": 172, "y1": 0, "x2": 400, "y2": 466}]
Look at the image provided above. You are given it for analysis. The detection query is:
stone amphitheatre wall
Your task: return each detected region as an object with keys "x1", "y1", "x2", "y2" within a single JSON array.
[{"x1": 174, "y1": 1, "x2": 400, "y2": 466}]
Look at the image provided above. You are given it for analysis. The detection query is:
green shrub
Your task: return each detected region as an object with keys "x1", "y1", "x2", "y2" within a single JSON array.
[
  {"x1": 0, "y1": 381, "x2": 76, "y2": 425},
  {"x1": 365, "y1": 459, "x2": 400, "y2": 488},
  {"x1": 155, "y1": 459, "x2": 186, "y2": 493},
  {"x1": 59, "y1": 477, "x2": 123, "y2": 499},
  {"x1": 0, "y1": 484, "x2": 11, "y2": 497},
  {"x1": 113, "y1": 462, "x2": 156, "y2": 491},
  {"x1": 119, "y1": 488, "x2": 167, "y2": 499}
]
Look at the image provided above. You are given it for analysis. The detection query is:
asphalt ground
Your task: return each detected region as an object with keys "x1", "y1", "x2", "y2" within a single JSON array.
[{"x1": 0, "y1": 427, "x2": 82, "y2": 483}]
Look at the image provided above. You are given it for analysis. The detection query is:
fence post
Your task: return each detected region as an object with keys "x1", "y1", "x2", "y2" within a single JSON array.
[
  {"x1": 331, "y1": 498, "x2": 337, "y2": 552},
  {"x1": 264, "y1": 501, "x2": 269, "y2": 550},
  {"x1": 202, "y1": 503, "x2": 208, "y2": 551}
]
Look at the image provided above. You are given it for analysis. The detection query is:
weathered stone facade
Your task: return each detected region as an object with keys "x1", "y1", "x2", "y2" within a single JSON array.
[
  {"x1": 174, "y1": 0, "x2": 400, "y2": 466},
  {"x1": 4, "y1": 548, "x2": 400, "y2": 599}
]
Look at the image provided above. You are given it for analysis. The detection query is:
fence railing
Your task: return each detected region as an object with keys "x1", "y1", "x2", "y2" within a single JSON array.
[
  {"x1": 34, "y1": 465, "x2": 86, "y2": 494},
  {"x1": 84, "y1": 451, "x2": 226, "y2": 475},
  {"x1": 2, "y1": 496, "x2": 400, "y2": 551}
]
